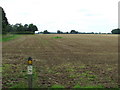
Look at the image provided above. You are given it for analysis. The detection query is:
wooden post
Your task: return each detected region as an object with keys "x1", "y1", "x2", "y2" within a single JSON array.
[{"x1": 28, "y1": 57, "x2": 33, "y2": 89}]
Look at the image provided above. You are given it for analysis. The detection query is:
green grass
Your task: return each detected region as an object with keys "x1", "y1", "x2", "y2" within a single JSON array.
[
  {"x1": 51, "y1": 84, "x2": 104, "y2": 88},
  {"x1": 32, "y1": 67, "x2": 39, "y2": 88},
  {"x1": 66, "y1": 68, "x2": 75, "y2": 72},
  {"x1": 1, "y1": 34, "x2": 20, "y2": 42},
  {"x1": 73, "y1": 85, "x2": 104, "y2": 88},
  {"x1": 51, "y1": 85, "x2": 65, "y2": 88},
  {"x1": 0, "y1": 34, "x2": 2, "y2": 42},
  {"x1": 0, "y1": 67, "x2": 2, "y2": 73},
  {"x1": 73, "y1": 85, "x2": 81, "y2": 88},
  {"x1": 10, "y1": 66, "x2": 38, "y2": 88},
  {"x1": 79, "y1": 65, "x2": 86, "y2": 69},
  {"x1": 10, "y1": 82, "x2": 28, "y2": 88}
]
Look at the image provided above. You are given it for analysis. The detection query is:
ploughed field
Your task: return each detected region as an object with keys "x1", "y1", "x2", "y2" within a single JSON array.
[{"x1": 2, "y1": 34, "x2": 118, "y2": 88}]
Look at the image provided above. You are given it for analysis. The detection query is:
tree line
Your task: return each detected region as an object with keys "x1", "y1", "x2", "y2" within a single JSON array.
[
  {"x1": 1, "y1": 7, "x2": 38, "y2": 34},
  {"x1": 37, "y1": 30, "x2": 112, "y2": 34},
  {"x1": 38, "y1": 29, "x2": 120, "y2": 34},
  {"x1": 4, "y1": 23, "x2": 38, "y2": 34}
]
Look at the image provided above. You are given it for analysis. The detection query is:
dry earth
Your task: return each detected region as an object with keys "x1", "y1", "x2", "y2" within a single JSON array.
[{"x1": 2, "y1": 34, "x2": 118, "y2": 88}]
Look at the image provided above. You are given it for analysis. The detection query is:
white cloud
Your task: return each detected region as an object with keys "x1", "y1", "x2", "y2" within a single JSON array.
[{"x1": 0, "y1": 0, "x2": 119, "y2": 33}]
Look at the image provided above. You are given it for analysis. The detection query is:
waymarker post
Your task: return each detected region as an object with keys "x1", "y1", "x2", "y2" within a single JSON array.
[{"x1": 27, "y1": 57, "x2": 33, "y2": 89}]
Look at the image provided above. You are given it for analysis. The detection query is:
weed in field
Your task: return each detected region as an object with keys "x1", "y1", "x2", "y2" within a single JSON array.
[
  {"x1": 73, "y1": 84, "x2": 81, "y2": 88},
  {"x1": 69, "y1": 73, "x2": 82, "y2": 79},
  {"x1": 32, "y1": 68, "x2": 39, "y2": 88},
  {"x1": 47, "y1": 69, "x2": 55, "y2": 74},
  {"x1": 80, "y1": 71, "x2": 97, "y2": 81},
  {"x1": 22, "y1": 70, "x2": 26, "y2": 72},
  {"x1": 23, "y1": 74, "x2": 28, "y2": 79},
  {"x1": 69, "y1": 74, "x2": 77, "y2": 78},
  {"x1": 51, "y1": 36, "x2": 63, "y2": 39},
  {"x1": 10, "y1": 82, "x2": 28, "y2": 88},
  {"x1": 0, "y1": 67, "x2": 2, "y2": 72},
  {"x1": 0, "y1": 37, "x2": 1, "y2": 42},
  {"x1": 66, "y1": 68, "x2": 75, "y2": 72},
  {"x1": 79, "y1": 65, "x2": 86, "y2": 69},
  {"x1": 55, "y1": 72, "x2": 61, "y2": 75},
  {"x1": 79, "y1": 77, "x2": 84, "y2": 80},
  {"x1": 3, "y1": 64, "x2": 12, "y2": 77},
  {"x1": 51, "y1": 85, "x2": 65, "y2": 88},
  {"x1": 87, "y1": 75, "x2": 97, "y2": 81},
  {"x1": 83, "y1": 85, "x2": 104, "y2": 88},
  {"x1": 73, "y1": 84, "x2": 104, "y2": 88},
  {"x1": 107, "y1": 68, "x2": 113, "y2": 71},
  {"x1": 81, "y1": 72, "x2": 88, "y2": 76}
]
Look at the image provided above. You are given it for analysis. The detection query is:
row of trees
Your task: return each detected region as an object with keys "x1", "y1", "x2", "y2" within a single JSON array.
[
  {"x1": 1, "y1": 7, "x2": 38, "y2": 34},
  {"x1": 38, "y1": 29, "x2": 120, "y2": 34},
  {"x1": 37, "y1": 30, "x2": 111, "y2": 34},
  {"x1": 4, "y1": 23, "x2": 38, "y2": 34}
]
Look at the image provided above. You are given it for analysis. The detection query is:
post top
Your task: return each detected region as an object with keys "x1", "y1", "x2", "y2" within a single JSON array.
[{"x1": 28, "y1": 57, "x2": 32, "y2": 60}]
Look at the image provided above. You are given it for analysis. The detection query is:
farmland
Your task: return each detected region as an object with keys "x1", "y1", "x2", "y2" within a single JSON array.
[{"x1": 2, "y1": 34, "x2": 118, "y2": 88}]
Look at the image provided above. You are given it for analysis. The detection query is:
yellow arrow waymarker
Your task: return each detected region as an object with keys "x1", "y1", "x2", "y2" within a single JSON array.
[
  {"x1": 28, "y1": 57, "x2": 32, "y2": 65},
  {"x1": 28, "y1": 60, "x2": 32, "y2": 65}
]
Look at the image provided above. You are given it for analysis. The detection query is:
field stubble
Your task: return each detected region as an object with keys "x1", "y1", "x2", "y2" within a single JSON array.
[{"x1": 2, "y1": 34, "x2": 118, "y2": 88}]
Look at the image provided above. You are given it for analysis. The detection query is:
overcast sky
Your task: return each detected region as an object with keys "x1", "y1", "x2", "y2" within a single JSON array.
[{"x1": 0, "y1": 0, "x2": 119, "y2": 33}]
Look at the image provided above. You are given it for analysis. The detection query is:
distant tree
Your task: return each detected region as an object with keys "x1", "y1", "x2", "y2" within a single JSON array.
[
  {"x1": 57, "y1": 30, "x2": 63, "y2": 34},
  {"x1": 43, "y1": 30, "x2": 50, "y2": 34},
  {"x1": 70, "y1": 30, "x2": 78, "y2": 34},
  {"x1": 86, "y1": 32, "x2": 94, "y2": 34},
  {"x1": 57, "y1": 30, "x2": 61, "y2": 34},
  {"x1": 16, "y1": 23, "x2": 24, "y2": 32},
  {"x1": 28, "y1": 24, "x2": 38, "y2": 33},
  {"x1": 66, "y1": 32, "x2": 69, "y2": 34},
  {"x1": 32, "y1": 25, "x2": 38, "y2": 32},
  {"x1": 111, "y1": 28, "x2": 120, "y2": 34},
  {"x1": 5, "y1": 24, "x2": 13, "y2": 33},
  {"x1": 38, "y1": 31, "x2": 43, "y2": 34},
  {"x1": 23, "y1": 24, "x2": 29, "y2": 31},
  {"x1": 10, "y1": 23, "x2": 38, "y2": 34}
]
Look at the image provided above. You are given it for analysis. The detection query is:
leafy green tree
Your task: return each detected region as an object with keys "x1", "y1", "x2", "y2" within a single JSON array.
[
  {"x1": 111, "y1": 28, "x2": 120, "y2": 34},
  {"x1": 43, "y1": 30, "x2": 49, "y2": 34},
  {"x1": 2, "y1": 7, "x2": 9, "y2": 34},
  {"x1": 66, "y1": 32, "x2": 69, "y2": 34},
  {"x1": 57, "y1": 30, "x2": 63, "y2": 34},
  {"x1": 23, "y1": 24, "x2": 29, "y2": 32},
  {"x1": 70, "y1": 30, "x2": 78, "y2": 34},
  {"x1": 5, "y1": 24, "x2": 13, "y2": 33},
  {"x1": 28, "y1": 24, "x2": 38, "y2": 33},
  {"x1": 16, "y1": 23, "x2": 24, "y2": 32}
]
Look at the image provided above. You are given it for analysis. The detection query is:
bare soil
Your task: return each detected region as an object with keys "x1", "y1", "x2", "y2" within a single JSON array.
[{"x1": 2, "y1": 34, "x2": 118, "y2": 88}]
